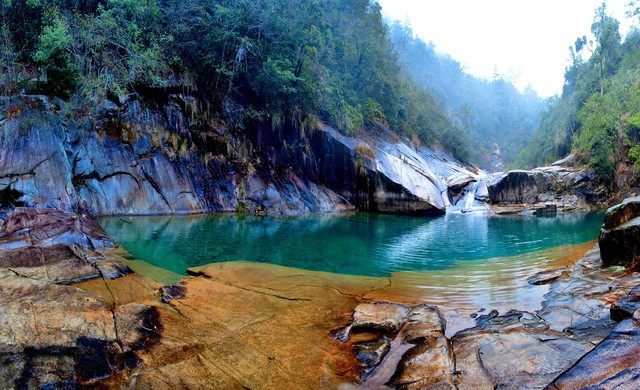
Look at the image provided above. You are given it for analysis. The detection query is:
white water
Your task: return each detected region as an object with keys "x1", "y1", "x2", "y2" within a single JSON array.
[{"x1": 447, "y1": 181, "x2": 489, "y2": 214}]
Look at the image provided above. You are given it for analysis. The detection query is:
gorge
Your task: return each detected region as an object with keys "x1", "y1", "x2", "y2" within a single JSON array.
[{"x1": 3, "y1": 0, "x2": 640, "y2": 388}]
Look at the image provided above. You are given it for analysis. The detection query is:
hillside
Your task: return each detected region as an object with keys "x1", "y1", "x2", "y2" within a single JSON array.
[
  {"x1": 1, "y1": 0, "x2": 539, "y2": 169},
  {"x1": 516, "y1": 2, "x2": 640, "y2": 195}
]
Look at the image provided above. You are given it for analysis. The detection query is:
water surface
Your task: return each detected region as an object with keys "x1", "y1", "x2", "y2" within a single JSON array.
[{"x1": 99, "y1": 212, "x2": 604, "y2": 277}]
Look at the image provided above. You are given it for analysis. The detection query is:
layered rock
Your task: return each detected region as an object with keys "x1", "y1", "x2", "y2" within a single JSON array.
[
  {"x1": 0, "y1": 270, "x2": 161, "y2": 388},
  {"x1": 2, "y1": 95, "x2": 487, "y2": 216},
  {"x1": 0, "y1": 207, "x2": 161, "y2": 387},
  {"x1": 600, "y1": 196, "x2": 640, "y2": 269}
]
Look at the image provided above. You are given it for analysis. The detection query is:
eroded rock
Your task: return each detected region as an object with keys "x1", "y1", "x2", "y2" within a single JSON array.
[
  {"x1": 351, "y1": 302, "x2": 411, "y2": 335},
  {"x1": 353, "y1": 336, "x2": 391, "y2": 379},
  {"x1": 0, "y1": 207, "x2": 114, "y2": 249},
  {"x1": 0, "y1": 270, "x2": 161, "y2": 388},
  {"x1": 548, "y1": 318, "x2": 640, "y2": 389},
  {"x1": 388, "y1": 336, "x2": 454, "y2": 389},
  {"x1": 452, "y1": 310, "x2": 593, "y2": 389},
  {"x1": 0, "y1": 208, "x2": 130, "y2": 283},
  {"x1": 600, "y1": 197, "x2": 640, "y2": 270},
  {"x1": 486, "y1": 170, "x2": 548, "y2": 204},
  {"x1": 610, "y1": 284, "x2": 640, "y2": 321}
]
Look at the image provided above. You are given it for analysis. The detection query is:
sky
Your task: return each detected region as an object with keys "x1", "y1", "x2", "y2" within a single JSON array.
[{"x1": 378, "y1": 0, "x2": 635, "y2": 97}]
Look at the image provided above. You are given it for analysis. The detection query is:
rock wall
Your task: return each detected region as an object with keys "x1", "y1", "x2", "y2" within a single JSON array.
[{"x1": 1, "y1": 95, "x2": 485, "y2": 217}]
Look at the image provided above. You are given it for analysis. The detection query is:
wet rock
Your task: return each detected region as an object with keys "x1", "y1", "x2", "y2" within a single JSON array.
[
  {"x1": 351, "y1": 302, "x2": 410, "y2": 335},
  {"x1": 452, "y1": 310, "x2": 593, "y2": 389},
  {"x1": 0, "y1": 270, "x2": 161, "y2": 387},
  {"x1": 353, "y1": 336, "x2": 391, "y2": 379},
  {"x1": 528, "y1": 267, "x2": 570, "y2": 285},
  {"x1": 388, "y1": 336, "x2": 454, "y2": 389},
  {"x1": 446, "y1": 173, "x2": 476, "y2": 193},
  {"x1": 610, "y1": 284, "x2": 640, "y2": 321},
  {"x1": 402, "y1": 304, "x2": 446, "y2": 343},
  {"x1": 548, "y1": 318, "x2": 640, "y2": 389},
  {"x1": 533, "y1": 203, "x2": 557, "y2": 215},
  {"x1": 600, "y1": 197, "x2": 640, "y2": 269},
  {"x1": 160, "y1": 283, "x2": 187, "y2": 303}
]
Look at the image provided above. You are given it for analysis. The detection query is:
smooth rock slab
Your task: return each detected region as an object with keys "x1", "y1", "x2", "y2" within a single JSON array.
[
  {"x1": 0, "y1": 269, "x2": 160, "y2": 388},
  {"x1": 548, "y1": 318, "x2": 640, "y2": 389},
  {"x1": 452, "y1": 310, "x2": 593, "y2": 389}
]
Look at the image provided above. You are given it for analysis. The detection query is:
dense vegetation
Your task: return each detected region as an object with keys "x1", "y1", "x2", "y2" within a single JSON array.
[
  {"x1": 389, "y1": 23, "x2": 543, "y2": 170},
  {"x1": 517, "y1": 2, "x2": 640, "y2": 185},
  {"x1": 0, "y1": 0, "x2": 539, "y2": 166}
]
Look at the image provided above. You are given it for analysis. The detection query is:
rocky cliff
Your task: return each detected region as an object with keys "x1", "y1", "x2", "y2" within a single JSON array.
[
  {"x1": 0, "y1": 95, "x2": 481, "y2": 217},
  {"x1": 0, "y1": 95, "x2": 608, "y2": 218}
]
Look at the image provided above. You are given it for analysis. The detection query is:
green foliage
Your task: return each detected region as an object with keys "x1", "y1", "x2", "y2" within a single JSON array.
[
  {"x1": 517, "y1": 3, "x2": 640, "y2": 184},
  {"x1": 34, "y1": 9, "x2": 77, "y2": 97},
  {"x1": 629, "y1": 145, "x2": 640, "y2": 166},
  {"x1": 0, "y1": 0, "x2": 514, "y2": 162}
]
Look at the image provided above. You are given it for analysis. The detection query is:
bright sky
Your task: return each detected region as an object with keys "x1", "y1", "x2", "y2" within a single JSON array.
[{"x1": 378, "y1": 0, "x2": 635, "y2": 97}]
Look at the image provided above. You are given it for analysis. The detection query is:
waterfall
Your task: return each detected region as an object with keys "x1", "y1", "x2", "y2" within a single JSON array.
[
  {"x1": 446, "y1": 181, "x2": 488, "y2": 214},
  {"x1": 464, "y1": 182, "x2": 478, "y2": 210}
]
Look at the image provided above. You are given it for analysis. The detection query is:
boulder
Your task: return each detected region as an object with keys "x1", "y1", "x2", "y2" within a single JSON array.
[
  {"x1": 0, "y1": 208, "x2": 130, "y2": 283},
  {"x1": 486, "y1": 170, "x2": 548, "y2": 204},
  {"x1": 387, "y1": 336, "x2": 454, "y2": 389},
  {"x1": 446, "y1": 172, "x2": 476, "y2": 193},
  {"x1": 610, "y1": 284, "x2": 640, "y2": 321},
  {"x1": 350, "y1": 302, "x2": 410, "y2": 335},
  {"x1": 603, "y1": 196, "x2": 640, "y2": 229},
  {"x1": 600, "y1": 197, "x2": 640, "y2": 269},
  {"x1": 0, "y1": 207, "x2": 114, "y2": 249},
  {"x1": 353, "y1": 336, "x2": 391, "y2": 379}
]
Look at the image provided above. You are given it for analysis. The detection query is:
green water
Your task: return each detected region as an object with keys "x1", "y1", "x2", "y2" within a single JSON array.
[{"x1": 99, "y1": 212, "x2": 604, "y2": 277}]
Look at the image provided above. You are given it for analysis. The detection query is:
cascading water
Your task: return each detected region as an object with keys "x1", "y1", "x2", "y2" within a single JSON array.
[
  {"x1": 447, "y1": 181, "x2": 488, "y2": 213},
  {"x1": 464, "y1": 182, "x2": 478, "y2": 209}
]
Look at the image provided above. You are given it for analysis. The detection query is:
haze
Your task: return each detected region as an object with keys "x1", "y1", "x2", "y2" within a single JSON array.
[{"x1": 379, "y1": 0, "x2": 633, "y2": 97}]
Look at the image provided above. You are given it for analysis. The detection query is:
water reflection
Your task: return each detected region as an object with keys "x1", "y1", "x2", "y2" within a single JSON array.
[{"x1": 100, "y1": 211, "x2": 604, "y2": 277}]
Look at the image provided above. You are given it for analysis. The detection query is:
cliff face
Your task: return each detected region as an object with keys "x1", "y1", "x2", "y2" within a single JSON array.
[{"x1": 0, "y1": 95, "x2": 481, "y2": 217}]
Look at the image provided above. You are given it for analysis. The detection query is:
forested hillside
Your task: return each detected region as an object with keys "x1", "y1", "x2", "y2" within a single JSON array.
[
  {"x1": 0, "y1": 0, "x2": 539, "y2": 167},
  {"x1": 389, "y1": 23, "x2": 543, "y2": 170},
  {"x1": 517, "y1": 2, "x2": 640, "y2": 187}
]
